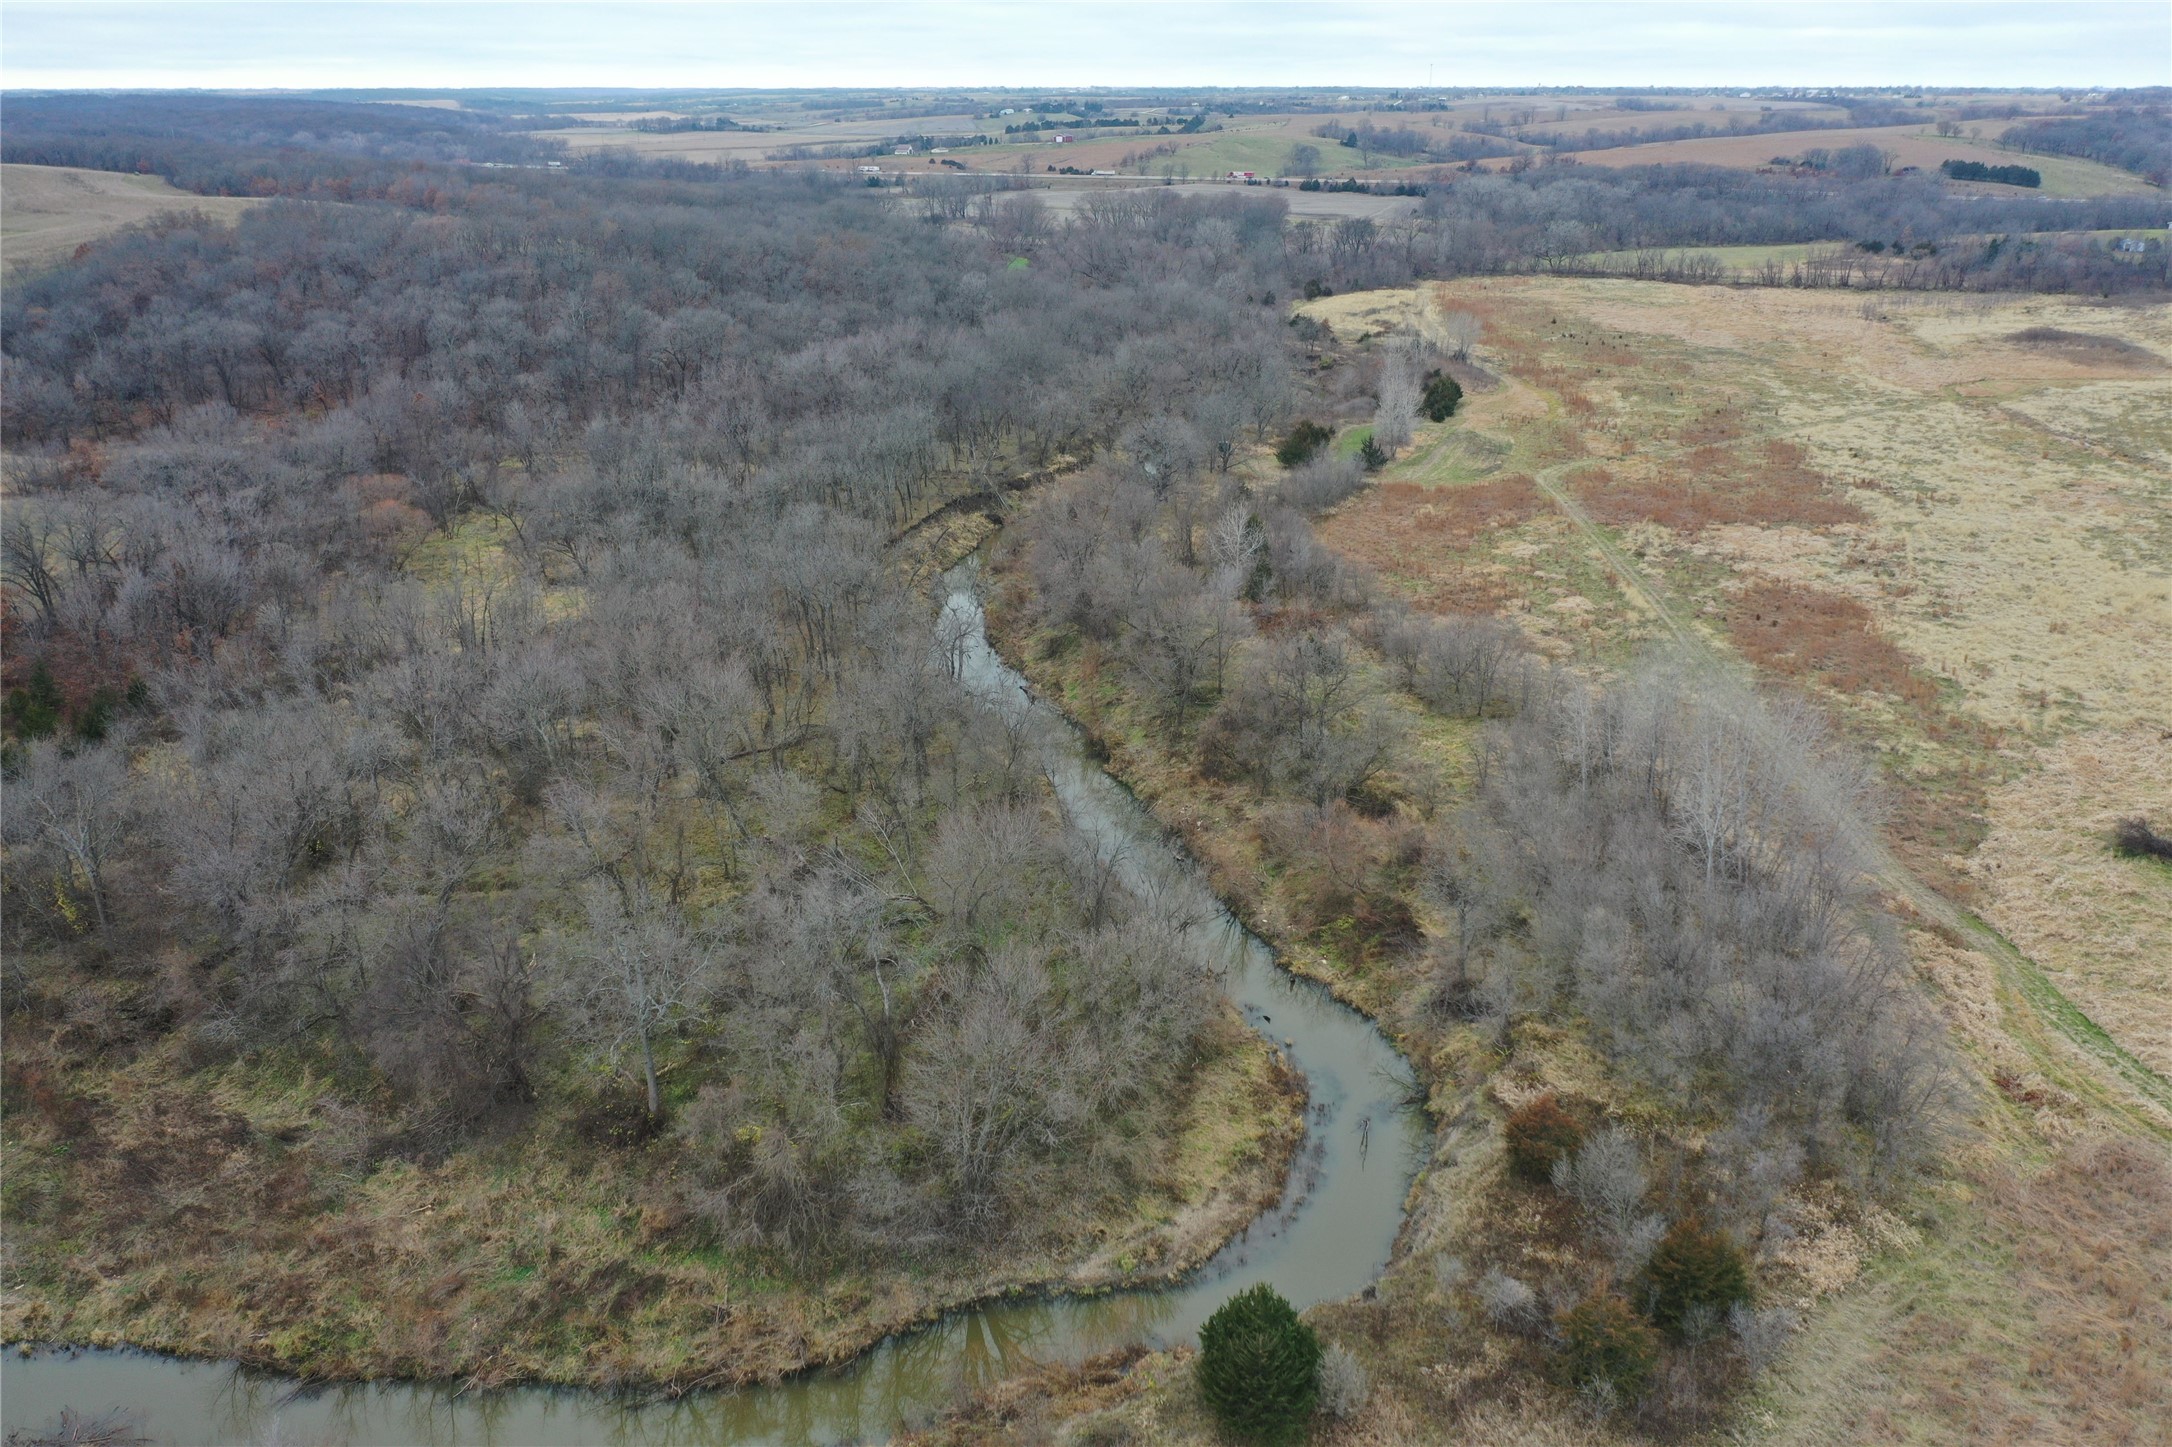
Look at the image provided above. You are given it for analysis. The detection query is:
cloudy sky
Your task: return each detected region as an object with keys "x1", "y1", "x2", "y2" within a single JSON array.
[{"x1": 5, "y1": 1, "x2": 2167, "y2": 91}]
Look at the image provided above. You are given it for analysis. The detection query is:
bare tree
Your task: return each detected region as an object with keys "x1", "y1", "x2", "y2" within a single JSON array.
[
  {"x1": 1372, "y1": 343, "x2": 1421, "y2": 457},
  {"x1": 1439, "y1": 309, "x2": 1481, "y2": 361},
  {"x1": 553, "y1": 885, "x2": 711, "y2": 1120},
  {"x1": 4, "y1": 738, "x2": 135, "y2": 940}
]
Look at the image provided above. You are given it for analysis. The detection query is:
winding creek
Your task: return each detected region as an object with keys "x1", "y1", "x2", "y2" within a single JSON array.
[{"x1": 2, "y1": 566, "x2": 1427, "y2": 1446}]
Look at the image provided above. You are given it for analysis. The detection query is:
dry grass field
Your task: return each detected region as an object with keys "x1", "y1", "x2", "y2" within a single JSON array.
[
  {"x1": 1261, "y1": 275, "x2": 2172, "y2": 1443},
  {"x1": 532, "y1": 112, "x2": 985, "y2": 163},
  {"x1": 1512, "y1": 124, "x2": 2161, "y2": 197},
  {"x1": 1970, "y1": 728, "x2": 2172, "y2": 1079},
  {"x1": 1, "y1": 164, "x2": 261, "y2": 274},
  {"x1": 1301, "y1": 279, "x2": 2171, "y2": 738}
]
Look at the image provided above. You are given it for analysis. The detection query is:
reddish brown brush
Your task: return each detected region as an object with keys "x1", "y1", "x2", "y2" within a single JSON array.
[
  {"x1": 1678, "y1": 407, "x2": 1751, "y2": 447},
  {"x1": 1725, "y1": 581, "x2": 1937, "y2": 707},
  {"x1": 1324, "y1": 476, "x2": 1540, "y2": 597},
  {"x1": 1376, "y1": 475, "x2": 1542, "y2": 544},
  {"x1": 1725, "y1": 579, "x2": 1999, "y2": 897},
  {"x1": 1574, "y1": 440, "x2": 1863, "y2": 534},
  {"x1": 1976, "y1": 1139, "x2": 2172, "y2": 1436},
  {"x1": 1410, "y1": 571, "x2": 1521, "y2": 615}
]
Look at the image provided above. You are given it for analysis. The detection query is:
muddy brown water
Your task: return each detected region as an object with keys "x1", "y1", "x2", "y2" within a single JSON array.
[{"x1": 2, "y1": 568, "x2": 1427, "y2": 1446}]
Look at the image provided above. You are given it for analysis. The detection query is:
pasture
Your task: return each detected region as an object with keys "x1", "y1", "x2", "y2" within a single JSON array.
[
  {"x1": 1298, "y1": 275, "x2": 2171, "y2": 1044},
  {"x1": 1527, "y1": 124, "x2": 2160, "y2": 197},
  {"x1": 1, "y1": 164, "x2": 260, "y2": 273}
]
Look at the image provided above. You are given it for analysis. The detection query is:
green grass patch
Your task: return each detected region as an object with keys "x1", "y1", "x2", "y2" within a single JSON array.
[{"x1": 404, "y1": 512, "x2": 517, "y2": 585}]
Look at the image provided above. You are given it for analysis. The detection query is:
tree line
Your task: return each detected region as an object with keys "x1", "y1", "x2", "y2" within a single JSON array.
[{"x1": 2001, "y1": 106, "x2": 2172, "y2": 187}]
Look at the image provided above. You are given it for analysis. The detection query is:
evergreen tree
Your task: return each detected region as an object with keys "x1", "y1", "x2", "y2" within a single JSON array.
[
  {"x1": 1556, "y1": 1291, "x2": 1660, "y2": 1398},
  {"x1": 1640, "y1": 1217, "x2": 1751, "y2": 1336},
  {"x1": 1276, "y1": 420, "x2": 1332, "y2": 468},
  {"x1": 1422, "y1": 369, "x2": 1463, "y2": 422},
  {"x1": 1197, "y1": 1283, "x2": 1321, "y2": 1444}
]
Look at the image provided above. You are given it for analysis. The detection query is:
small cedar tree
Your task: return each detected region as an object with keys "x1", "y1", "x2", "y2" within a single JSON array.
[
  {"x1": 1504, "y1": 1093, "x2": 1584, "y2": 1183},
  {"x1": 1276, "y1": 420, "x2": 1332, "y2": 468},
  {"x1": 1640, "y1": 1217, "x2": 1751, "y2": 1337},
  {"x1": 1556, "y1": 1290, "x2": 1660, "y2": 1398}
]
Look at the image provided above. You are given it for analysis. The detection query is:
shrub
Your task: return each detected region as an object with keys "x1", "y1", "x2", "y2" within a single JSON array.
[
  {"x1": 1315, "y1": 1340, "x2": 1372, "y2": 1419},
  {"x1": 1196, "y1": 1283, "x2": 1322, "y2": 1445},
  {"x1": 1358, "y1": 436, "x2": 1388, "y2": 471},
  {"x1": 1477, "y1": 1266, "x2": 1543, "y2": 1334},
  {"x1": 1640, "y1": 1217, "x2": 1751, "y2": 1337},
  {"x1": 2113, "y1": 816, "x2": 2172, "y2": 861},
  {"x1": 1552, "y1": 1125, "x2": 1647, "y2": 1231},
  {"x1": 1556, "y1": 1291, "x2": 1660, "y2": 1399},
  {"x1": 3, "y1": 661, "x2": 65, "y2": 741},
  {"x1": 1504, "y1": 1093, "x2": 1584, "y2": 1183},
  {"x1": 1276, "y1": 419, "x2": 1333, "y2": 467},
  {"x1": 1421, "y1": 369, "x2": 1463, "y2": 421},
  {"x1": 1729, "y1": 1302, "x2": 1797, "y2": 1376},
  {"x1": 1280, "y1": 453, "x2": 1366, "y2": 513}
]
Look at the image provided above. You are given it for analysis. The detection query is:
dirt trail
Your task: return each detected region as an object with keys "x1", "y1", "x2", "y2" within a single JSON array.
[{"x1": 1525, "y1": 457, "x2": 2172, "y2": 1131}]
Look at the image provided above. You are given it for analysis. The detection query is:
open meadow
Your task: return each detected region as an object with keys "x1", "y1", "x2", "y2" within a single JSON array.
[
  {"x1": 1255, "y1": 275, "x2": 2172, "y2": 1445},
  {"x1": 1521, "y1": 124, "x2": 2161, "y2": 197},
  {"x1": 1, "y1": 163, "x2": 260, "y2": 273}
]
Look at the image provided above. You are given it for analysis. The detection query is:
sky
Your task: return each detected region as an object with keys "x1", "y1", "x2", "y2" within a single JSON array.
[{"x1": 4, "y1": 1, "x2": 2168, "y2": 92}]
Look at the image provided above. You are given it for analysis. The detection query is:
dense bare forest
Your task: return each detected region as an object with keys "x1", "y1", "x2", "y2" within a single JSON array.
[{"x1": 2, "y1": 122, "x2": 1322, "y2": 1278}]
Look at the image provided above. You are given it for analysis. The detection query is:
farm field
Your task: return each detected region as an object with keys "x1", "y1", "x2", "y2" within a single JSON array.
[
  {"x1": 540, "y1": 109, "x2": 1436, "y2": 177},
  {"x1": 524, "y1": 95, "x2": 2162, "y2": 190},
  {"x1": 1527, "y1": 124, "x2": 2161, "y2": 197},
  {"x1": 0, "y1": 163, "x2": 260, "y2": 273},
  {"x1": 532, "y1": 111, "x2": 991, "y2": 163},
  {"x1": 1510, "y1": 101, "x2": 1852, "y2": 141}
]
